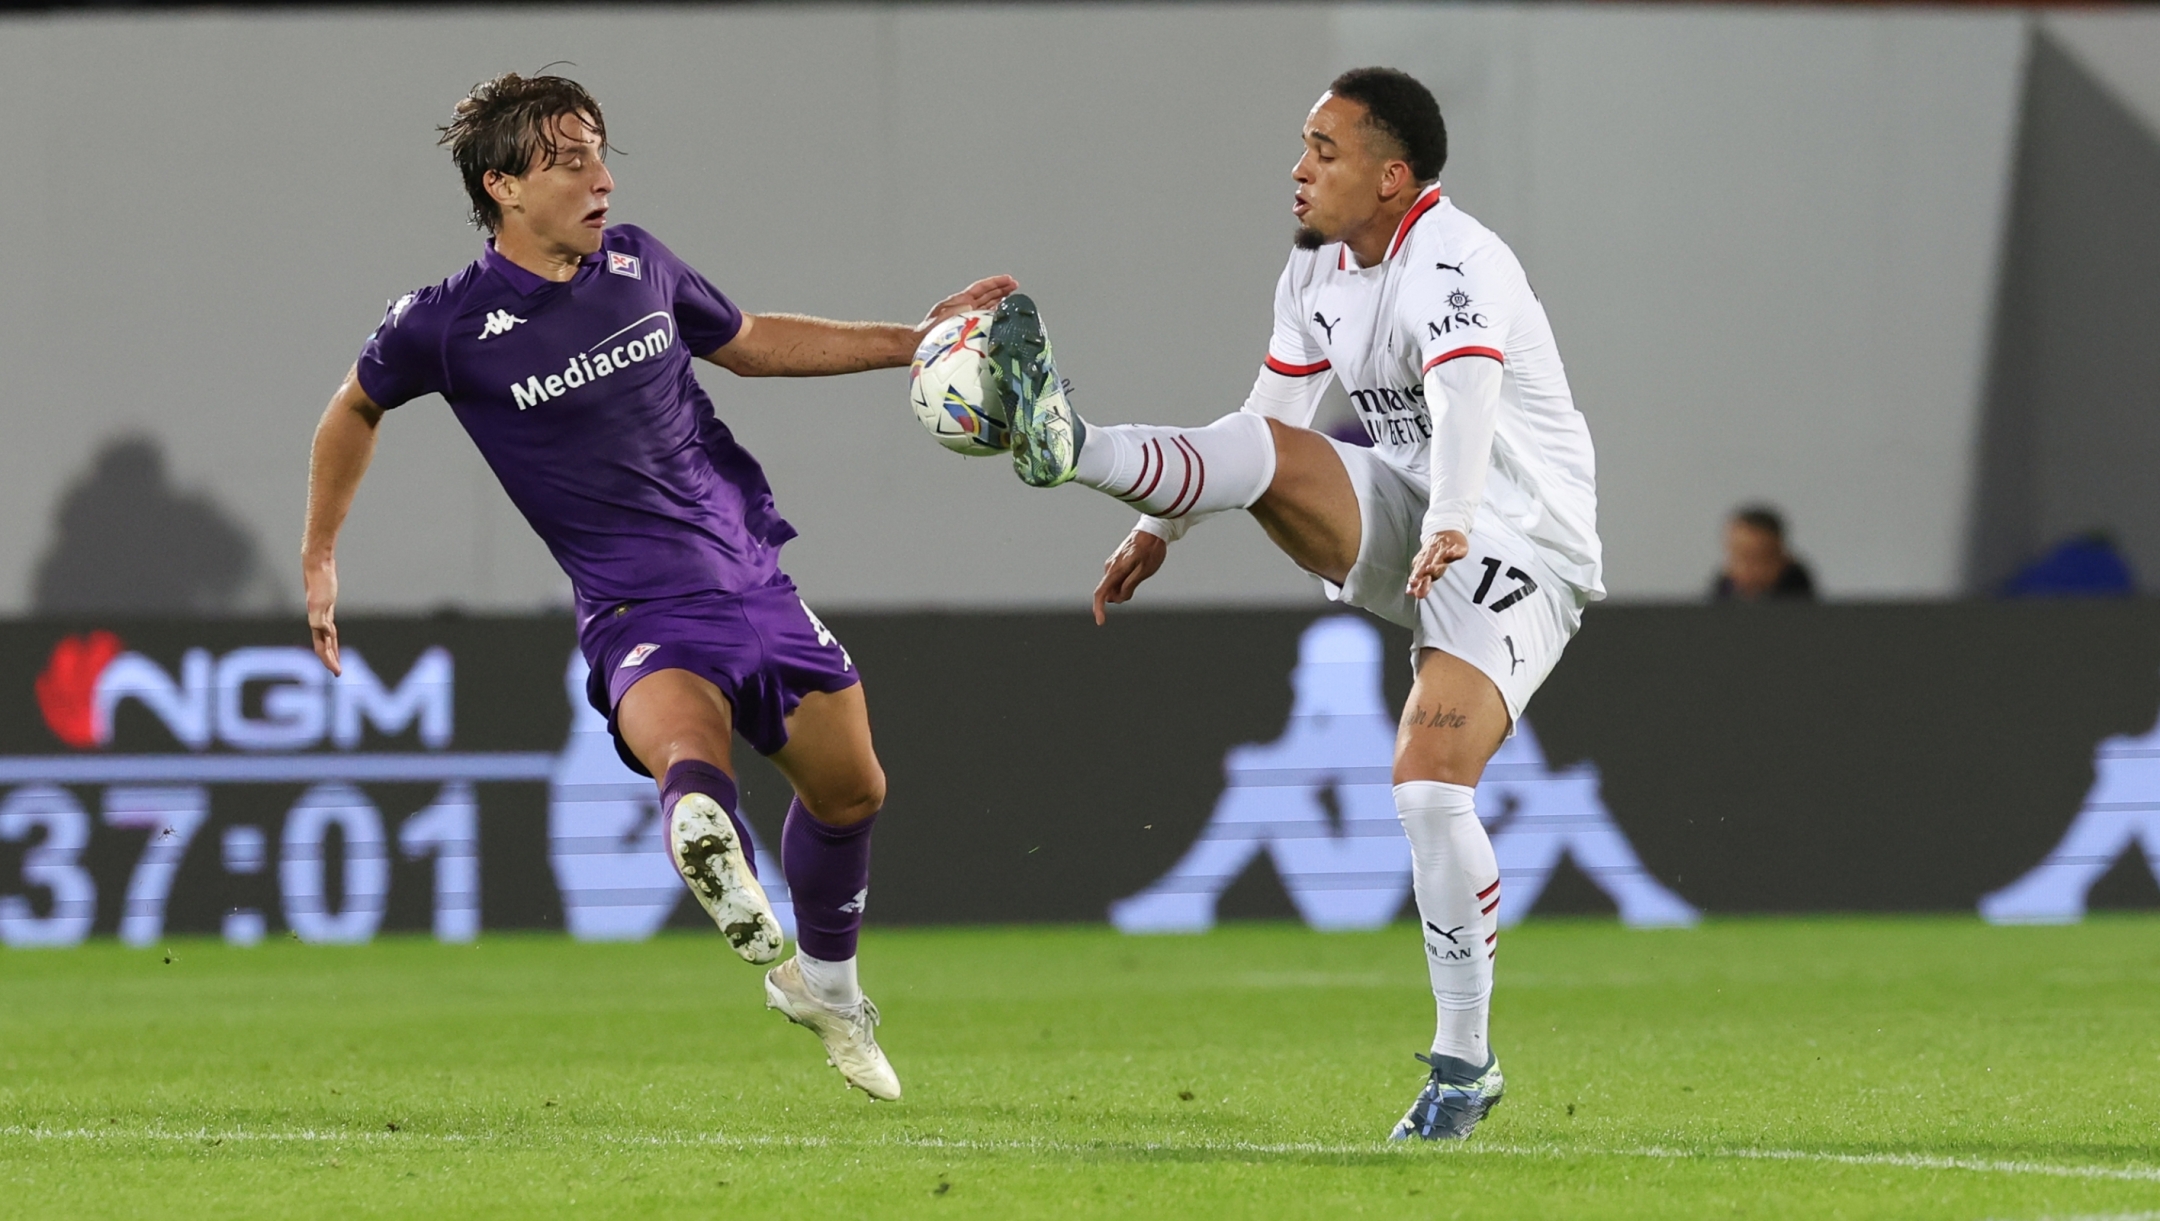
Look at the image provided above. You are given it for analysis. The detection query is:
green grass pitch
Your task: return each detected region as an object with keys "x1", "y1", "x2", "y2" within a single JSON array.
[{"x1": 3, "y1": 918, "x2": 2158, "y2": 1219}]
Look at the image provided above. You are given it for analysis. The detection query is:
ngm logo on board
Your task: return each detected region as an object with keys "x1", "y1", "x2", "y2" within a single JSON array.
[
  {"x1": 2, "y1": 632, "x2": 494, "y2": 951},
  {"x1": 2, "y1": 630, "x2": 782, "y2": 952},
  {"x1": 35, "y1": 630, "x2": 450, "y2": 752}
]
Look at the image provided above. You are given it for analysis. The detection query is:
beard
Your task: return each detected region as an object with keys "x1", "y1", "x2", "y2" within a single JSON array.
[{"x1": 1292, "y1": 224, "x2": 1326, "y2": 250}]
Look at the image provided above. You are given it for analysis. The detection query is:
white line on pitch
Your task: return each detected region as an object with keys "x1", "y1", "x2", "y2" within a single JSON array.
[{"x1": 6, "y1": 1125, "x2": 2160, "y2": 1183}]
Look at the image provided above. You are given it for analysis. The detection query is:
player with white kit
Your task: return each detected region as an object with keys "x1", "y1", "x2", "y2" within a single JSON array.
[{"x1": 978, "y1": 68, "x2": 1602, "y2": 1140}]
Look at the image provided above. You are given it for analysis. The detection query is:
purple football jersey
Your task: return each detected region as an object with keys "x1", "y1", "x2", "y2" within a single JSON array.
[{"x1": 356, "y1": 225, "x2": 794, "y2": 617}]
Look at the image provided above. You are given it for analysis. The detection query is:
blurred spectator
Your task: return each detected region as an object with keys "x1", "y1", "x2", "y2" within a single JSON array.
[
  {"x1": 1710, "y1": 505, "x2": 1816, "y2": 602},
  {"x1": 1998, "y1": 531, "x2": 2134, "y2": 598}
]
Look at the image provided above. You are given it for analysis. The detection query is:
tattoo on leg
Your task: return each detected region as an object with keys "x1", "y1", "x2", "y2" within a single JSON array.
[{"x1": 1404, "y1": 704, "x2": 1469, "y2": 730}]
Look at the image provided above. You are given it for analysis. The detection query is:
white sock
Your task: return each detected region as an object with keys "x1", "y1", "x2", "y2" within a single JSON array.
[
  {"x1": 796, "y1": 951, "x2": 861, "y2": 1010},
  {"x1": 1072, "y1": 411, "x2": 1277, "y2": 520},
  {"x1": 1395, "y1": 780, "x2": 1500, "y2": 1066}
]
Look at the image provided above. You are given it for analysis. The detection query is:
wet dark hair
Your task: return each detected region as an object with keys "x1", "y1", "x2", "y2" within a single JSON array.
[
  {"x1": 1327, "y1": 67, "x2": 1447, "y2": 183},
  {"x1": 438, "y1": 70, "x2": 613, "y2": 231},
  {"x1": 1732, "y1": 505, "x2": 1788, "y2": 541}
]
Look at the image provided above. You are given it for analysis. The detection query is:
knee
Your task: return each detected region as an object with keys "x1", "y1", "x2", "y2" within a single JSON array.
[
  {"x1": 652, "y1": 732, "x2": 731, "y2": 778},
  {"x1": 803, "y1": 769, "x2": 886, "y2": 827}
]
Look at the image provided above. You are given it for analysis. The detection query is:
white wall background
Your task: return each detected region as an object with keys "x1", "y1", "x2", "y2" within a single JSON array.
[{"x1": 0, "y1": 4, "x2": 2147, "y2": 611}]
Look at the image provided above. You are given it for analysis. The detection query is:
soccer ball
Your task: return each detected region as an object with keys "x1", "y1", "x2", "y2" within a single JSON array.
[{"x1": 909, "y1": 310, "x2": 1008, "y2": 456}]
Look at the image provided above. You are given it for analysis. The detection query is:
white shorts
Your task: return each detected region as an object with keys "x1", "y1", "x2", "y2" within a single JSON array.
[{"x1": 1319, "y1": 439, "x2": 1585, "y2": 725}]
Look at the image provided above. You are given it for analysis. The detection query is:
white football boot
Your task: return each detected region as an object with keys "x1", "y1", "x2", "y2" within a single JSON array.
[
  {"x1": 668, "y1": 793, "x2": 784, "y2": 964},
  {"x1": 764, "y1": 956, "x2": 901, "y2": 1101}
]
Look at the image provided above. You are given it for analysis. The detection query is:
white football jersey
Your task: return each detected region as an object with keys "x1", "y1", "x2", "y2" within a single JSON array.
[{"x1": 1265, "y1": 185, "x2": 1603, "y2": 599}]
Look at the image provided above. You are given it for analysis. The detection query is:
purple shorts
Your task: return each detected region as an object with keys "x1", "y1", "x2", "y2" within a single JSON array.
[{"x1": 580, "y1": 573, "x2": 859, "y2": 776}]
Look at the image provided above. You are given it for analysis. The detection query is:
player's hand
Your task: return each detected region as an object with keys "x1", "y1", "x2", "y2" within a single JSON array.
[
  {"x1": 1092, "y1": 529, "x2": 1168, "y2": 625},
  {"x1": 916, "y1": 275, "x2": 1018, "y2": 333},
  {"x1": 304, "y1": 557, "x2": 342, "y2": 676},
  {"x1": 1406, "y1": 530, "x2": 1470, "y2": 601}
]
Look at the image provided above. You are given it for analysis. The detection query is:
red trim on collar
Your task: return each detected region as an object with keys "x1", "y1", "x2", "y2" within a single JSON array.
[{"x1": 1385, "y1": 188, "x2": 1445, "y2": 262}]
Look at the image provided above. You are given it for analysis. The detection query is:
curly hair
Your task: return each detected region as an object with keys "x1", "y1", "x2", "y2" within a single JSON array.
[{"x1": 438, "y1": 70, "x2": 613, "y2": 231}]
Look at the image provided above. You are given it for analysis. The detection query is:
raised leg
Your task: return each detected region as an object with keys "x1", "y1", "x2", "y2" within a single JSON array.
[{"x1": 615, "y1": 668, "x2": 783, "y2": 962}]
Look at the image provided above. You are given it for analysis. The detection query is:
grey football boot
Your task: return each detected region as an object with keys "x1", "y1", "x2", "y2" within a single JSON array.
[
  {"x1": 987, "y1": 294, "x2": 1085, "y2": 487},
  {"x1": 1388, "y1": 1051, "x2": 1505, "y2": 1141}
]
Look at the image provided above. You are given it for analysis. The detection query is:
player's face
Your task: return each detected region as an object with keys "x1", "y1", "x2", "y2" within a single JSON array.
[
  {"x1": 1291, "y1": 94, "x2": 1392, "y2": 247},
  {"x1": 494, "y1": 112, "x2": 614, "y2": 256}
]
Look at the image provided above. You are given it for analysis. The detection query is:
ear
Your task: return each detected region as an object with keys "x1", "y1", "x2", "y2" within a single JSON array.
[
  {"x1": 1377, "y1": 159, "x2": 1415, "y2": 202},
  {"x1": 484, "y1": 168, "x2": 521, "y2": 214}
]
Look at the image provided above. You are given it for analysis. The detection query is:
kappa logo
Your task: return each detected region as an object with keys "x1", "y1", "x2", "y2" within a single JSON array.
[
  {"x1": 798, "y1": 600, "x2": 854, "y2": 671},
  {"x1": 1982, "y1": 671, "x2": 2160, "y2": 923},
  {"x1": 607, "y1": 252, "x2": 642, "y2": 280},
  {"x1": 386, "y1": 293, "x2": 417, "y2": 327},
  {"x1": 478, "y1": 309, "x2": 525, "y2": 340},
  {"x1": 838, "y1": 888, "x2": 868, "y2": 914},
  {"x1": 618, "y1": 643, "x2": 660, "y2": 670},
  {"x1": 1109, "y1": 616, "x2": 1699, "y2": 934}
]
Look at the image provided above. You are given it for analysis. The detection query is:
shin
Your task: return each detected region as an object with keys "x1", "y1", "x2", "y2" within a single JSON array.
[
  {"x1": 1072, "y1": 411, "x2": 1277, "y2": 520},
  {"x1": 1397, "y1": 780, "x2": 1500, "y2": 1067}
]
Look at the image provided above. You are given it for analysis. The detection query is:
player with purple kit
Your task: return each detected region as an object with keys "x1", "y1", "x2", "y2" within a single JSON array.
[{"x1": 300, "y1": 72, "x2": 1014, "y2": 1100}]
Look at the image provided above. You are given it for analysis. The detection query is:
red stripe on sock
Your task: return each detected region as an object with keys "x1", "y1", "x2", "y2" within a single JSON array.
[
  {"x1": 1480, "y1": 900, "x2": 1499, "y2": 916},
  {"x1": 1165, "y1": 436, "x2": 1207, "y2": 518},
  {"x1": 1129, "y1": 440, "x2": 1167, "y2": 504},
  {"x1": 1115, "y1": 437, "x2": 1156, "y2": 499},
  {"x1": 1484, "y1": 932, "x2": 1496, "y2": 944},
  {"x1": 1159, "y1": 437, "x2": 1195, "y2": 517},
  {"x1": 1476, "y1": 880, "x2": 1500, "y2": 900}
]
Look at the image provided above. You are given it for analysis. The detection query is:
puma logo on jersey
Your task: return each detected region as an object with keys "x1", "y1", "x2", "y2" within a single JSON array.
[
  {"x1": 1312, "y1": 311, "x2": 1339, "y2": 343},
  {"x1": 1435, "y1": 261, "x2": 1465, "y2": 274},
  {"x1": 1506, "y1": 635, "x2": 1524, "y2": 674},
  {"x1": 839, "y1": 888, "x2": 869, "y2": 914},
  {"x1": 478, "y1": 309, "x2": 526, "y2": 340}
]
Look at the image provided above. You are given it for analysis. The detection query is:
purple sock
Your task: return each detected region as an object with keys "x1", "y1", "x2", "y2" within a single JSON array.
[
  {"x1": 659, "y1": 760, "x2": 757, "y2": 880},
  {"x1": 782, "y1": 797, "x2": 877, "y2": 961}
]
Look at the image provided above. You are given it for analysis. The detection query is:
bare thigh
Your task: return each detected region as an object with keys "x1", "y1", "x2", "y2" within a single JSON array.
[
  {"x1": 770, "y1": 684, "x2": 887, "y2": 828},
  {"x1": 1247, "y1": 417, "x2": 1364, "y2": 586},
  {"x1": 1393, "y1": 646, "x2": 1510, "y2": 787},
  {"x1": 615, "y1": 667, "x2": 736, "y2": 778}
]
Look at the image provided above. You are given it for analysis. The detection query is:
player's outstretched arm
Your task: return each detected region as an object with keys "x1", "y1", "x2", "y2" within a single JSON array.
[
  {"x1": 302, "y1": 366, "x2": 386, "y2": 677},
  {"x1": 705, "y1": 276, "x2": 1017, "y2": 377},
  {"x1": 1091, "y1": 529, "x2": 1168, "y2": 625}
]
